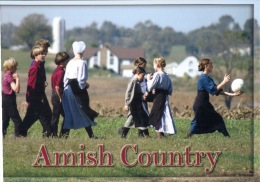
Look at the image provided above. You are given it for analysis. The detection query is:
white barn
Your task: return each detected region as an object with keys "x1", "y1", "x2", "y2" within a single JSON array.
[
  {"x1": 165, "y1": 56, "x2": 201, "y2": 78},
  {"x1": 75, "y1": 44, "x2": 144, "y2": 77}
]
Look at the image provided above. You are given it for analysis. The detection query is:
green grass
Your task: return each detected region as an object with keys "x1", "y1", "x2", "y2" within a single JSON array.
[
  {"x1": 1, "y1": 49, "x2": 120, "y2": 78},
  {"x1": 3, "y1": 117, "x2": 255, "y2": 180},
  {"x1": 1, "y1": 49, "x2": 55, "y2": 73}
]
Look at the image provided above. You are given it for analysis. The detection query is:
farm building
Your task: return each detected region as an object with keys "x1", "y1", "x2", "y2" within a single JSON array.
[
  {"x1": 82, "y1": 44, "x2": 144, "y2": 77},
  {"x1": 165, "y1": 56, "x2": 201, "y2": 78}
]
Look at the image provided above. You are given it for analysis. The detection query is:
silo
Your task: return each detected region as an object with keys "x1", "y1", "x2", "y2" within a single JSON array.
[{"x1": 49, "y1": 17, "x2": 65, "y2": 54}]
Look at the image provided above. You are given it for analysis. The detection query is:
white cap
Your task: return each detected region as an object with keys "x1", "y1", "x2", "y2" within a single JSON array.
[{"x1": 72, "y1": 41, "x2": 86, "y2": 55}]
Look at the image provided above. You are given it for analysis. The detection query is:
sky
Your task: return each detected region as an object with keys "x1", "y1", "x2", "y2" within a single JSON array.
[{"x1": 0, "y1": 1, "x2": 258, "y2": 34}]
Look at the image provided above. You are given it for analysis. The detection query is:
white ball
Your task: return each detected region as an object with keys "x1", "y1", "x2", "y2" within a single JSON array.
[{"x1": 231, "y1": 79, "x2": 244, "y2": 92}]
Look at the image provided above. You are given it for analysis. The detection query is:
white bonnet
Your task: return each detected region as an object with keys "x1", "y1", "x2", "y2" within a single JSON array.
[{"x1": 72, "y1": 41, "x2": 86, "y2": 55}]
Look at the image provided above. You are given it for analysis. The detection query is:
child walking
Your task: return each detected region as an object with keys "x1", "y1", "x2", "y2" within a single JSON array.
[
  {"x1": 62, "y1": 41, "x2": 98, "y2": 139},
  {"x1": 20, "y1": 45, "x2": 52, "y2": 137},
  {"x1": 2, "y1": 58, "x2": 23, "y2": 137},
  {"x1": 50, "y1": 52, "x2": 70, "y2": 138},
  {"x1": 118, "y1": 57, "x2": 152, "y2": 137},
  {"x1": 186, "y1": 58, "x2": 243, "y2": 138},
  {"x1": 147, "y1": 57, "x2": 177, "y2": 139},
  {"x1": 121, "y1": 67, "x2": 150, "y2": 138}
]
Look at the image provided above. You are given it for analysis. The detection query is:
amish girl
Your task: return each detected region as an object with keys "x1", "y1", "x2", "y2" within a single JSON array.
[
  {"x1": 121, "y1": 67, "x2": 150, "y2": 138},
  {"x1": 119, "y1": 57, "x2": 152, "y2": 137},
  {"x1": 62, "y1": 41, "x2": 98, "y2": 139},
  {"x1": 186, "y1": 58, "x2": 243, "y2": 138},
  {"x1": 2, "y1": 58, "x2": 22, "y2": 137},
  {"x1": 147, "y1": 57, "x2": 177, "y2": 139}
]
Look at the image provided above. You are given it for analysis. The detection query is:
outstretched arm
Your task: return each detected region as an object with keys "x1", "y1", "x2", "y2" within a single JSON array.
[
  {"x1": 219, "y1": 90, "x2": 243, "y2": 96},
  {"x1": 217, "y1": 74, "x2": 230, "y2": 91}
]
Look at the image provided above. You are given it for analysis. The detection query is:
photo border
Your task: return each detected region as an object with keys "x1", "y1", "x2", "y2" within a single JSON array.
[{"x1": 1, "y1": 0, "x2": 259, "y2": 181}]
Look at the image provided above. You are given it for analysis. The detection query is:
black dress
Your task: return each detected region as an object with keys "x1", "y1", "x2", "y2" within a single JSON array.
[
  {"x1": 189, "y1": 74, "x2": 230, "y2": 136},
  {"x1": 124, "y1": 80, "x2": 149, "y2": 129}
]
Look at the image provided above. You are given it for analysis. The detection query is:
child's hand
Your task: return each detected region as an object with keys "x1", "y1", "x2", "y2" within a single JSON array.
[
  {"x1": 147, "y1": 73, "x2": 153, "y2": 80},
  {"x1": 13, "y1": 73, "x2": 19, "y2": 80},
  {"x1": 152, "y1": 89, "x2": 156, "y2": 94},
  {"x1": 124, "y1": 105, "x2": 129, "y2": 111},
  {"x1": 133, "y1": 74, "x2": 138, "y2": 80},
  {"x1": 86, "y1": 82, "x2": 90, "y2": 89},
  {"x1": 143, "y1": 92, "x2": 148, "y2": 100},
  {"x1": 223, "y1": 74, "x2": 231, "y2": 84},
  {"x1": 234, "y1": 91, "x2": 243, "y2": 96},
  {"x1": 25, "y1": 101, "x2": 30, "y2": 109}
]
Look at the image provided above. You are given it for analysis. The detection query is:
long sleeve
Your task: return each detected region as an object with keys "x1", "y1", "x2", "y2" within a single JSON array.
[
  {"x1": 147, "y1": 73, "x2": 160, "y2": 92},
  {"x1": 26, "y1": 66, "x2": 38, "y2": 102},
  {"x1": 167, "y1": 78, "x2": 173, "y2": 96},
  {"x1": 125, "y1": 80, "x2": 136, "y2": 106},
  {"x1": 77, "y1": 61, "x2": 88, "y2": 89},
  {"x1": 201, "y1": 75, "x2": 217, "y2": 96}
]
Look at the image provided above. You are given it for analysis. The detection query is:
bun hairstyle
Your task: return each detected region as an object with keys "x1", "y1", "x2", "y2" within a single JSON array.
[
  {"x1": 198, "y1": 58, "x2": 210, "y2": 71},
  {"x1": 134, "y1": 57, "x2": 147, "y2": 68},
  {"x1": 154, "y1": 57, "x2": 166, "y2": 68},
  {"x1": 132, "y1": 66, "x2": 146, "y2": 75},
  {"x1": 55, "y1": 52, "x2": 70, "y2": 65}
]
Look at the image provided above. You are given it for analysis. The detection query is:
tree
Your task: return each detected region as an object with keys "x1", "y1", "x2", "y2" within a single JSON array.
[
  {"x1": 16, "y1": 14, "x2": 52, "y2": 49},
  {"x1": 1, "y1": 23, "x2": 17, "y2": 48},
  {"x1": 100, "y1": 21, "x2": 120, "y2": 45},
  {"x1": 187, "y1": 15, "x2": 251, "y2": 109}
]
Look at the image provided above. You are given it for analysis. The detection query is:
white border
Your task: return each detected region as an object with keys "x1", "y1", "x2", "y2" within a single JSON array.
[
  {"x1": 0, "y1": 0, "x2": 258, "y2": 5},
  {"x1": 0, "y1": 1, "x2": 259, "y2": 181}
]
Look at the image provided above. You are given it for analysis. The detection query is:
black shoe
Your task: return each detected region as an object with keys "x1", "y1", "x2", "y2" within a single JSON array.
[
  {"x1": 185, "y1": 131, "x2": 193, "y2": 138},
  {"x1": 138, "y1": 129, "x2": 144, "y2": 137},
  {"x1": 222, "y1": 129, "x2": 231, "y2": 137},
  {"x1": 90, "y1": 136, "x2": 99, "y2": 139},
  {"x1": 117, "y1": 127, "x2": 123, "y2": 135}
]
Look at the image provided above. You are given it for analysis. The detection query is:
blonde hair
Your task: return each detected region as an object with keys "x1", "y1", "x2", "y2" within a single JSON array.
[
  {"x1": 3, "y1": 57, "x2": 18, "y2": 71},
  {"x1": 31, "y1": 45, "x2": 44, "y2": 58},
  {"x1": 154, "y1": 57, "x2": 166, "y2": 69},
  {"x1": 30, "y1": 39, "x2": 50, "y2": 59}
]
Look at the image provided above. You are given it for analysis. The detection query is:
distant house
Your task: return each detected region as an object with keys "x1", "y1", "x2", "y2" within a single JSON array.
[
  {"x1": 81, "y1": 44, "x2": 144, "y2": 77},
  {"x1": 165, "y1": 56, "x2": 200, "y2": 78}
]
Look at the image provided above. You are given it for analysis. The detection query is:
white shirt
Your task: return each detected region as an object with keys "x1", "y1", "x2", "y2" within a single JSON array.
[{"x1": 64, "y1": 58, "x2": 88, "y2": 89}]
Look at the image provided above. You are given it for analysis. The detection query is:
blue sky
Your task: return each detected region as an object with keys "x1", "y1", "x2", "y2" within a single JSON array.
[{"x1": 0, "y1": 1, "x2": 257, "y2": 33}]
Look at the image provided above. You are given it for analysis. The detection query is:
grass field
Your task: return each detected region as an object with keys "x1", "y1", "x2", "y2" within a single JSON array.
[
  {"x1": 2, "y1": 49, "x2": 259, "y2": 181},
  {"x1": 3, "y1": 116, "x2": 257, "y2": 181}
]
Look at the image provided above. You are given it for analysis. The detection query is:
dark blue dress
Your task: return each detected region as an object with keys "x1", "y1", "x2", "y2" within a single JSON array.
[{"x1": 189, "y1": 74, "x2": 230, "y2": 136}]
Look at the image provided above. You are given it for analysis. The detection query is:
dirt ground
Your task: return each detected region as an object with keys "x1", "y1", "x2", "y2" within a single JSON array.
[{"x1": 15, "y1": 74, "x2": 257, "y2": 116}]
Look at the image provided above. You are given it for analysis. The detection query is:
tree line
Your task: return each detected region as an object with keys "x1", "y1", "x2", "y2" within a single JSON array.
[
  {"x1": 2, "y1": 14, "x2": 258, "y2": 59},
  {"x1": 1, "y1": 13, "x2": 258, "y2": 109}
]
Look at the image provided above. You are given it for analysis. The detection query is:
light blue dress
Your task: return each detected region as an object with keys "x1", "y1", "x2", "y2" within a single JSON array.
[
  {"x1": 62, "y1": 59, "x2": 97, "y2": 129},
  {"x1": 147, "y1": 71, "x2": 177, "y2": 134}
]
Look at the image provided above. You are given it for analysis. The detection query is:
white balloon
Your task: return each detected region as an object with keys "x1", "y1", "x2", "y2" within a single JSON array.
[{"x1": 231, "y1": 79, "x2": 244, "y2": 92}]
